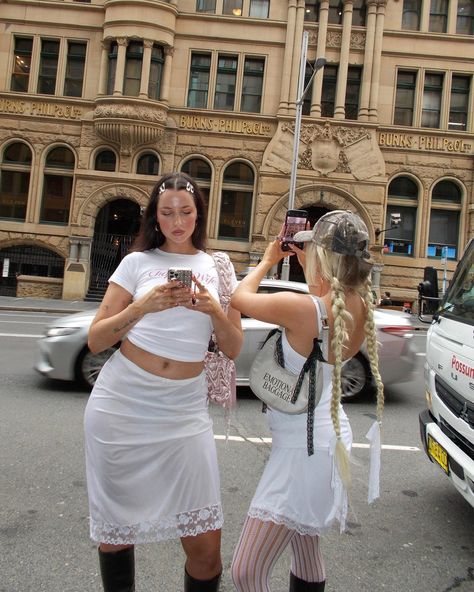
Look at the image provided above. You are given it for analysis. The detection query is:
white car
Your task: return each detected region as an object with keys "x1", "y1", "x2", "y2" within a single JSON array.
[{"x1": 35, "y1": 279, "x2": 425, "y2": 400}]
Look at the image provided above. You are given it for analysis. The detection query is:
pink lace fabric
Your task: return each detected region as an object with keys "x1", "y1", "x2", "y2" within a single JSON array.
[{"x1": 90, "y1": 504, "x2": 223, "y2": 544}]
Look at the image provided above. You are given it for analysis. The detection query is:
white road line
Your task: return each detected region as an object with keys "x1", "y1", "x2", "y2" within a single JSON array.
[
  {"x1": 0, "y1": 333, "x2": 42, "y2": 338},
  {"x1": 0, "y1": 320, "x2": 49, "y2": 324},
  {"x1": 214, "y1": 435, "x2": 419, "y2": 451}
]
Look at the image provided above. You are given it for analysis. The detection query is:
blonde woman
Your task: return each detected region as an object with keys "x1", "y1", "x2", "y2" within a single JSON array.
[{"x1": 230, "y1": 210, "x2": 383, "y2": 592}]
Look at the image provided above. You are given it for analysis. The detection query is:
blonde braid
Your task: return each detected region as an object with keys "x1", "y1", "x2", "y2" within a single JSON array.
[
  {"x1": 330, "y1": 277, "x2": 351, "y2": 488},
  {"x1": 362, "y1": 277, "x2": 384, "y2": 425}
]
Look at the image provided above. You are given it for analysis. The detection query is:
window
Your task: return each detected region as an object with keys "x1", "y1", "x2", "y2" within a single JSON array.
[
  {"x1": 421, "y1": 72, "x2": 444, "y2": 128},
  {"x1": 38, "y1": 39, "x2": 60, "y2": 94},
  {"x1": 384, "y1": 177, "x2": 419, "y2": 257},
  {"x1": 64, "y1": 41, "x2": 86, "y2": 97},
  {"x1": 223, "y1": 0, "x2": 243, "y2": 16},
  {"x1": 352, "y1": 0, "x2": 366, "y2": 26},
  {"x1": 394, "y1": 70, "x2": 416, "y2": 126},
  {"x1": 11, "y1": 37, "x2": 33, "y2": 92},
  {"x1": 0, "y1": 143, "x2": 32, "y2": 221},
  {"x1": 187, "y1": 53, "x2": 211, "y2": 108},
  {"x1": 107, "y1": 42, "x2": 118, "y2": 95},
  {"x1": 149, "y1": 44, "x2": 164, "y2": 100},
  {"x1": 457, "y1": 0, "x2": 474, "y2": 34},
  {"x1": 402, "y1": 0, "x2": 421, "y2": 30},
  {"x1": 250, "y1": 0, "x2": 270, "y2": 18},
  {"x1": 328, "y1": 0, "x2": 344, "y2": 24},
  {"x1": 304, "y1": 1, "x2": 319, "y2": 22},
  {"x1": 428, "y1": 181, "x2": 462, "y2": 259},
  {"x1": 196, "y1": 0, "x2": 216, "y2": 12},
  {"x1": 321, "y1": 65, "x2": 337, "y2": 117},
  {"x1": 241, "y1": 57, "x2": 265, "y2": 113},
  {"x1": 302, "y1": 61, "x2": 314, "y2": 116},
  {"x1": 124, "y1": 41, "x2": 143, "y2": 97},
  {"x1": 429, "y1": 0, "x2": 448, "y2": 32},
  {"x1": 136, "y1": 153, "x2": 159, "y2": 175},
  {"x1": 449, "y1": 75, "x2": 471, "y2": 131},
  {"x1": 214, "y1": 55, "x2": 238, "y2": 110},
  {"x1": 345, "y1": 66, "x2": 361, "y2": 120},
  {"x1": 218, "y1": 162, "x2": 254, "y2": 241},
  {"x1": 181, "y1": 158, "x2": 212, "y2": 206},
  {"x1": 40, "y1": 147, "x2": 75, "y2": 224},
  {"x1": 95, "y1": 150, "x2": 116, "y2": 172}
]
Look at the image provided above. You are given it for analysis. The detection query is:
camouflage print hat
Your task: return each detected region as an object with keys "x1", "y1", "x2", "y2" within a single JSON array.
[{"x1": 293, "y1": 210, "x2": 372, "y2": 262}]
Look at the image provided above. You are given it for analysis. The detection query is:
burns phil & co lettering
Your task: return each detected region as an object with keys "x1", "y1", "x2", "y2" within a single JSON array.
[
  {"x1": 179, "y1": 115, "x2": 272, "y2": 136},
  {"x1": 0, "y1": 98, "x2": 82, "y2": 119},
  {"x1": 379, "y1": 132, "x2": 471, "y2": 154}
]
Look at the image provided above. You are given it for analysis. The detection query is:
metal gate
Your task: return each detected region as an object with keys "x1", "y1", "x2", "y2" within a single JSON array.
[
  {"x1": 86, "y1": 233, "x2": 134, "y2": 301},
  {"x1": 0, "y1": 245, "x2": 64, "y2": 296}
]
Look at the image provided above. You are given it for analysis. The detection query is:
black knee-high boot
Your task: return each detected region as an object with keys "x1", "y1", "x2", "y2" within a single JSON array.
[
  {"x1": 184, "y1": 567, "x2": 221, "y2": 592},
  {"x1": 98, "y1": 547, "x2": 135, "y2": 592},
  {"x1": 289, "y1": 572, "x2": 325, "y2": 591}
]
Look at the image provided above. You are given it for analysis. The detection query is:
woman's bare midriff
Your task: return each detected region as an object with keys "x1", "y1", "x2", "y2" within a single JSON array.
[{"x1": 120, "y1": 339, "x2": 204, "y2": 379}]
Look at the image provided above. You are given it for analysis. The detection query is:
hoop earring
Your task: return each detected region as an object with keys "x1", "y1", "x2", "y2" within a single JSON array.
[{"x1": 155, "y1": 224, "x2": 160, "y2": 232}]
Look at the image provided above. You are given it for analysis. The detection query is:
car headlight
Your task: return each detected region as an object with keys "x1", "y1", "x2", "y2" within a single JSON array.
[{"x1": 45, "y1": 327, "x2": 82, "y2": 337}]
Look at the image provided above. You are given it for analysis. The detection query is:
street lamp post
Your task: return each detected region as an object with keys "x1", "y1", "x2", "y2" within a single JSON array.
[{"x1": 281, "y1": 31, "x2": 326, "y2": 281}]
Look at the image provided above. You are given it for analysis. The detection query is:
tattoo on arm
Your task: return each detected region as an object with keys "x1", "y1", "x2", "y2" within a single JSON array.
[{"x1": 112, "y1": 317, "x2": 137, "y2": 334}]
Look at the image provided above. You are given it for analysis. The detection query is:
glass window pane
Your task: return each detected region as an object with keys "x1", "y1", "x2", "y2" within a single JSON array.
[
  {"x1": 181, "y1": 158, "x2": 212, "y2": 182},
  {"x1": 250, "y1": 0, "x2": 270, "y2": 18},
  {"x1": 64, "y1": 41, "x2": 86, "y2": 97},
  {"x1": 457, "y1": 0, "x2": 474, "y2": 34},
  {"x1": 214, "y1": 55, "x2": 237, "y2": 111},
  {"x1": 402, "y1": 0, "x2": 421, "y2": 30},
  {"x1": 137, "y1": 154, "x2": 159, "y2": 175},
  {"x1": 241, "y1": 57, "x2": 264, "y2": 113},
  {"x1": 223, "y1": 0, "x2": 243, "y2": 16},
  {"x1": 40, "y1": 174, "x2": 72, "y2": 224},
  {"x1": 95, "y1": 150, "x2": 116, "y2": 172},
  {"x1": 0, "y1": 170, "x2": 30, "y2": 220},
  {"x1": 46, "y1": 147, "x2": 75, "y2": 169},
  {"x1": 432, "y1": 180, "x2": 462, "y2": 203},
  {"x1": 149, "y1": 44, "x2": 164, "y2": 100},
  {"x1": 429, "y1": 0, "x2": 448, "y2": 32},
  {"x1": 394, "y1": 70, "x2": 416, "y2": 126},
  {"x1": 38, "y1": 39, "x2": 60, "y2": 95},
  {"x1": 384, "y1": 205, "x2": 416, "y2": 256},
  {"x1": 345, "y1": 66, "x2": 361, "y2": 120},
  {"x1": 196, "y1": 0, "x2": 216, "y2": 12},
  {"x1": 388, "y1": 176, "x2": 418, "y2": 199},
  {"x1": 11, "y1": 37, "x2": 33, "y2": 92},
  {"x1": 107, "y1": 42, "x2": 118, "y2": 95},
  {"x1": 428, "y1": 210, "x2": 459, "y2": 258},
  {"x1": 352, "y1": 0, "x2": 366, "y2": 26},
  {"x1": 421, "y1": 72, "x2": 443, "y2": 128},
  {"x1": 224, "y1": 162, "x2": 254, "y2": 185},
  {"x1": 449, "y1": 75, "x2": 470, "y2": 130},
  {"x1": 187, "y1": 53, "x2": 211, "y2": 108},
  {"x1": 328, "y1": 0, "x2": 344, "y2": 24},
  {"x1": 218, "y1": 190, "x2": 252, "y2": 240},
  {"x1": 321, "y1": 65, "x2": 337, "y2": 117},
  {"x1": 304, "y1": 1, "x2": 319, "y2": 21},
  {"x1": 124, "y1": 42, "x2": 143, "y2": 97},
  {"x1": 4, "y1": 143, "x2": 32, "y2": 164}
]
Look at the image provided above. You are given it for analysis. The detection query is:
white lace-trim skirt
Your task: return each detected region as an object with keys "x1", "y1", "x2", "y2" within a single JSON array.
[
  {"x1": 248, "y1": 410, "x2": 351, "y2": 536},
  {"x1": 84, "y1": 350, "x2": 223, "y2": 544}
]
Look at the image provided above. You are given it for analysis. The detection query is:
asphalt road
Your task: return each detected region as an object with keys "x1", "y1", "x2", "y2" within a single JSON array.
[{"x1": 1, "y1": 309, "x2": 473, "y2": 592}]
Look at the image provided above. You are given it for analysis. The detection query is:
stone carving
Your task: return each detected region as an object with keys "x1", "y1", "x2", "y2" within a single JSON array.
[
  {"x1": 326, "y1": 31, "x2": 342, "y2": 47},
  {"x1": 350, "y1": 31, "x2": 366, "y2": 49},
  {"x1": 94, "y1": 104, "x2": 167, "y2": 123},
  {"x1": 325, "y1": 30, "x2": 366, "y2": 49}
]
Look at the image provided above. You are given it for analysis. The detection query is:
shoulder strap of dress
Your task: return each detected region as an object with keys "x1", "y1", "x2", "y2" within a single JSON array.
[{"x1": 309, "y1": 295, "x2": 329, "y2": 360}]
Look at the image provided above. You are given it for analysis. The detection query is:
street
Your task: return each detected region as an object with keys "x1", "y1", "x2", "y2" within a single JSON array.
[{"x1": 1, "y1": 310, "x2": 473, "y2": 592}]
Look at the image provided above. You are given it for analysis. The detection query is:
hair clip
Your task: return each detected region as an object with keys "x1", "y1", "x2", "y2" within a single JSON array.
[
  {"x1": 158, "y1": 183, "x2": 166, "y2": 194},
  {"x1": 186, "y1": 182, "x2": 195, "y2": 194}
]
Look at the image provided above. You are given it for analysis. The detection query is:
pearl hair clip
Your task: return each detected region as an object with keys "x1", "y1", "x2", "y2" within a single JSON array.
[
  {"x1": 158, "y1": 183, "x2": 166, "y2": 194},
  {"x1": 186, "y1": 182, "x2": 195, "y2": 194}
]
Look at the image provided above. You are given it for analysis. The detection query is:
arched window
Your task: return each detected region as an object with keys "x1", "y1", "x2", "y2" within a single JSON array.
[
  {"x1": 95, "y1": 149, "x2": 117, "y2": 172},
  {"x1": 384, "y1": 176, "x2": 419, "y2": 256},
  {"x1": 0, "y1": 142, "x2": 32, "y2": 220},
  {"x1": 181, "y1": 158, "x2": 212, "y2": 206},
  {"x1": 136, "y1": 153, "x2": 159, "y2": 175},
  {"x1": 149, "y1": 44, "x2": 164, "y2": 100},
  {"x1": 40, "y1": 146, "x2": 75, "y2": 224},
  {"x1": 218, "y1": 162, "x2": 254, "y2": 241},
  {"x1": 427, "y1": 180, "x2": 462, "y2": 260}
]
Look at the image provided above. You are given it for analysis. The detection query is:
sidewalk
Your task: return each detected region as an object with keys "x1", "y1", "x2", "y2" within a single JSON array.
[{"x1": 0, "y1": 295, "x2": 98, "y2": 314}]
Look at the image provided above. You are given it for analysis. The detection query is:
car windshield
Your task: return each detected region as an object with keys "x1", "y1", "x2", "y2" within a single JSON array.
[{"x1": 440, "y1": 240, "x2": 474, "y2": 323}]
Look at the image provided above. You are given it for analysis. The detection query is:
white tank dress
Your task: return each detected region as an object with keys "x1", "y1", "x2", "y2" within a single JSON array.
[{"x1": 248, "y1": 297, "x2": 352, "y2": 535}]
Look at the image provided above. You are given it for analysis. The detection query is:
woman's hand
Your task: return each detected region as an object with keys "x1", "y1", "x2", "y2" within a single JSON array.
[
  {"x1": 261, "y1": 238, "x2": 293, "y2": 268},
  {"x1": 135, "y1": 280, "x2": 194, "y2": 315},
  {"x1": 184, "y1": 276, "x2": 221, "y2": 315},
  {"x1": 288, "y1": 242, "x2": 306, "y2": 269}
]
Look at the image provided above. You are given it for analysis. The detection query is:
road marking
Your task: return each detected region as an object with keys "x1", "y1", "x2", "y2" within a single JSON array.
[
  {"x1": 214, "y1": 435, "x2": 420, "y2": 451},
  {"x1": 0, "y1": 333, "x2": 42, "y2": 338},
  {"x1": 0, "y1": 320, "x2": 50, "y2": 324}
]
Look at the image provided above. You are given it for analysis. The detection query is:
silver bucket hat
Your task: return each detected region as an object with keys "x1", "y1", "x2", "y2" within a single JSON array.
[{"x1": 293, "y1": 210, "x2": 372, "y2": 261}]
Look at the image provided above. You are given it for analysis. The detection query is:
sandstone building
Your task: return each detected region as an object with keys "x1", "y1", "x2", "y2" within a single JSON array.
[{"x1": 0, "y1": 0, "x2": 472, "y2": 302}]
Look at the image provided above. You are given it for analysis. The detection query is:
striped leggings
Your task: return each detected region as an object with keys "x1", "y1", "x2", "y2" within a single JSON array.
[{"x1": 231, "y1": 516, "x2": 326, "y2": 592}]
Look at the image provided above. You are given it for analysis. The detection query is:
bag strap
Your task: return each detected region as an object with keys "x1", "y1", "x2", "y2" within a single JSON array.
[{"x1": 212, "y1": 251, "x2": 233, "y2": 313}]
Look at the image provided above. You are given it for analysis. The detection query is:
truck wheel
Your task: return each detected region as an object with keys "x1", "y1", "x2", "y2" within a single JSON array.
[
  {"x1": 341, "y1": 353, "x2": 372, "y2": 402},
  {"x1": 76, "y1": 346, "x2": 117, "y2": 390}
]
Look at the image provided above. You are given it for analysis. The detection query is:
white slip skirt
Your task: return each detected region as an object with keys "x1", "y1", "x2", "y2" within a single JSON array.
[{"x1": 84, "y1": 350, "x2": 223, "y2": 544}]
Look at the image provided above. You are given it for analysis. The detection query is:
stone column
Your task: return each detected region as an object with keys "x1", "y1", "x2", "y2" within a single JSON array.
[
  {"x1": 160, "y1": 46, "x2": 174, "y2": 103},
  {"x1": 368, "y1": 0, "x2": 386, "y2": 122},
  {"x1": 358, "y1": 0, "x2": 377, "y2": 120},
  {"x1": 420, "y1": 0, "x2": 430, "y2": 31},
  {"x1": 97, "y1": 40, "x2": 110, "y2": 96},
  {"x1": 278, "y1": 0, "x2": 298, "y2": 114},
  {"x1": 62, "y1": 236, "x2": 93, "y2": 301},
  {"x1": 288, "y1": 0, "x2": 306, "y2": 114},
  {"x1": 139, "y1": 39, "x2": 154, "y2": 99},
  {"x1": 113, "y1": 37, "x2": 128, "y2": 96},
  {"x1": 447, "y1": 0, "x2": 457, "y2": 34},
  {"x1": 310, "y1": 0, "x2": 329, "y2": 117},
  {"x1": 334, "y1": 0, "x2": 354, "y2": 120}
]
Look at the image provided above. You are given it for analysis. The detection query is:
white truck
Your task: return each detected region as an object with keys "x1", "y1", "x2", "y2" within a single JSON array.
[{"x1": 419, "y1": 238, "x2": 474, "y2": 507}]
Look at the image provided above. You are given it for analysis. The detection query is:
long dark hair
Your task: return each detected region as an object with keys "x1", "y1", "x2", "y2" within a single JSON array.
[{"x1": 131, "y1": 172, "x2": 208, "y2": 252}]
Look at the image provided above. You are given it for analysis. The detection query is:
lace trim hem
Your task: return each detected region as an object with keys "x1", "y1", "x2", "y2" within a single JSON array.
[
  {"x1": 90, "y1": 504, "x2": 223, "y2": 544},
  {"x1": 247, "y1": 506, "x2": 346, "y2": 537}
]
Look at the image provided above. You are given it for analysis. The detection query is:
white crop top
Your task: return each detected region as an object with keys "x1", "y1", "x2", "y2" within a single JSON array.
[{"x1": 109, "y1": 248, "x2": 237, "y2": 362}]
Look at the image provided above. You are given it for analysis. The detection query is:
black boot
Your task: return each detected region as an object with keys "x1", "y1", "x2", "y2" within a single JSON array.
[
  {"x1": 184, "y1": 567, "x2": 221, "y2": 592},
  {"x1": 289, "y1": 572, "x2": 325, "y2": 591},
  {"x1": 98, "y1": 547, "x2": 135, "y2": 592}
]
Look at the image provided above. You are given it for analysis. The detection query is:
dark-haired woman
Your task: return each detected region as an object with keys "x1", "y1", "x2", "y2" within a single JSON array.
[{"x1": 84, "y1": 172, "x2": 242, "y2": 592}]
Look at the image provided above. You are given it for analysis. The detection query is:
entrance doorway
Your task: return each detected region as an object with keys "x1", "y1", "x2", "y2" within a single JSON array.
[
  {"x1": 279, "y1": 205, "x2": 330, "y2": 282},
  {"x1": 86, "y1": 199, "x2": 141, "y2": 301}
]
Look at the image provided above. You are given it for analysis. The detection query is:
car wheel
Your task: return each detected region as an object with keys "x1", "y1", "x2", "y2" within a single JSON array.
[
  {"x1": 76, "y1": 346, "x2": 117, "y2": 390},
  {"x1": 340, "y1": 353, "x2": 372, "y2": 402}
]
